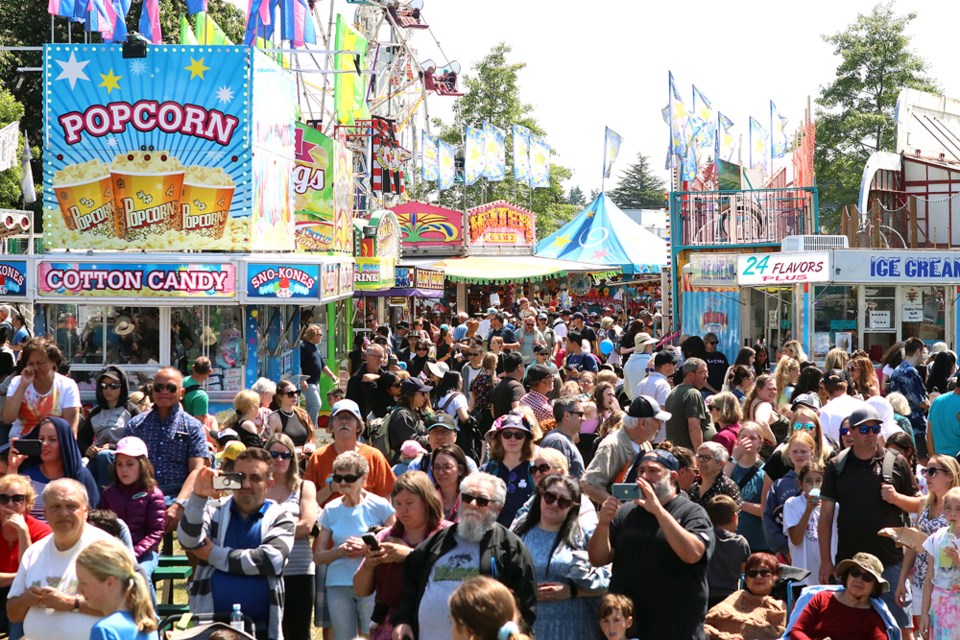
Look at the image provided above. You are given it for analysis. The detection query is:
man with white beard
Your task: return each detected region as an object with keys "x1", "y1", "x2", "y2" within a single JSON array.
[
  {"x1": 391, "y1": 472, "x2": 536, "y2": 640},
  {"x1": 589, "y1": 449, "x2": 715, "y2": 640}
]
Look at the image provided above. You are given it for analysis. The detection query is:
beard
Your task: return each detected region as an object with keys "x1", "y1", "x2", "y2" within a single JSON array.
[
  {"x1": 457, "y1": 509, "x2": 498, "y2": 542},
  {"x1": 651, "y1": 477, "x2": 675, "y2": 503}
]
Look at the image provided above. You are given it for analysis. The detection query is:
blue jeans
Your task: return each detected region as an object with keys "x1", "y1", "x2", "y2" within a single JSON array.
[
  {"x1": 90, "y1": 449, "x2": 116, "y2": 488},
  {"x1": 325, "y1": 585, "x2": 374, "y2": 640},
  {"x1": 139, "y1": 549, "x2": 159, "y2": 605},
  {"x1": 304, "y1": 383, "x2": 321, "y2": 427},
  {"x1": 879, "y1": 561, "x2": 912, "y2": 629}
]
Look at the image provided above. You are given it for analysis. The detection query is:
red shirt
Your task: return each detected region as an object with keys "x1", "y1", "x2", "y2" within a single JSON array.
[
  {"x1": 790, "y1": 590, "x2": 888, "y2": 640},
  {"x1": 0, "y1": 514, "x2": 52, "y2": 572}
]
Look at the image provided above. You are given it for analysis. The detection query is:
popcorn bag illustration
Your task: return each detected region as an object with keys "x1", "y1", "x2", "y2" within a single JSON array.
[
  {"x1": 179, "y1": 166, "x2": 236, "y2": 239},
  {"x1": 52, "y1": 160, "x2": 116, "y2": 235},
  {"x1": 111, "y1": 151, "x2": 185, "y2": 240}
]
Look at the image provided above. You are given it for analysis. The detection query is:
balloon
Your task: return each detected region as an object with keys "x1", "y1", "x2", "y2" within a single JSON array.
[{"x1": 599, "y1": 339, "x2": 614, "y2": 355}]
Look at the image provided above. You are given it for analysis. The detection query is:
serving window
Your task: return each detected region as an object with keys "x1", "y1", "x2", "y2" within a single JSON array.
[{"x1": 171, "y1": 305, "x2": 245, "y2": 393}]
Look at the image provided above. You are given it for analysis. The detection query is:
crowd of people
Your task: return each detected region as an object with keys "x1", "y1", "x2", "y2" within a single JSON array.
[{"x1": 2, "y1": 302, "x2": 960, "y2": 639}]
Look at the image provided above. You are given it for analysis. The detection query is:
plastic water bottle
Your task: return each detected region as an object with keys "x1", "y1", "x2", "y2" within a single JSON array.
[{"x1": 230, "y1": 604, "x2": 244, "y2": 632}]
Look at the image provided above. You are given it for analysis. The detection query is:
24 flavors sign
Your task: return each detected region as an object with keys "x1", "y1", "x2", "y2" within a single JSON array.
[
  {"x1": 247, "y1": 264, "x2": 319, "y2": 299},
  {"x1": 736, "y1": 252, "x2": 830, "y2": 285},
  {"x1": 38, "y1": 262, "x2": 236, "y2": 298}
]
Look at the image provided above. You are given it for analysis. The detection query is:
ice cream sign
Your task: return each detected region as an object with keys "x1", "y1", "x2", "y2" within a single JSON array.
[
  {"x1": 247, "y1": 264, "x2": 319, "y2": 299},
  {"x1": 38, "y1": 261, "x2": 236, "y2": 299}
]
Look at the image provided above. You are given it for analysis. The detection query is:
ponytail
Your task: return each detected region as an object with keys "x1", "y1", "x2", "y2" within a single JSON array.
[
  {"x1": 77, "y1": 539, "x2": 158, "y2": 633},
  {"x1": 124, "y1": 572, "x2": 158, "y2": 633}
]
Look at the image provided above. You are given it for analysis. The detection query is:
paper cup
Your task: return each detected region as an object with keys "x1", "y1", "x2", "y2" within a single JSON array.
[
  {"x1": 179, "y1": 182, "x2": 235, "y2": 239},
  {"x1": 112, "y1": 170, "x2": 185, "y2": 240},
  {"x1": 53, "y1": 174, "x2": 116, "y2": 235}
]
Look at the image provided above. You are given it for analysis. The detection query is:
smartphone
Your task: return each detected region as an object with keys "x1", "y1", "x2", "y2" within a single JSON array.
[
  {"x1": 12, "y1": 439, "x2": 42, "y2": 457},
  {"x1": 212, "y1": 473, "x2": 243, "y2": 491},
  {"x1": 362, "y1": 533, "x2": 380, "y2": 551},
  {"x1": 611, "y1": 483, "x2": 641, "y2": 501}
]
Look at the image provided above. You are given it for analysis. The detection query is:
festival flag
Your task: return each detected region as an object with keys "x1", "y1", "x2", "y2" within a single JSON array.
[
  {"x1": 749, "y1": 116, "x2": 770, "y2": 175},
  {"x1": 513, "y1": 125, "x2": 531, "y2": 187},
  {"x1": 421, "y1": 131, "x2": 439, "y2": 181},
  {"x1": 371, "y1": 117, "x2": 404, "y2": 195},
  {"x1": 530, "y1": 135, "x2": 551, "y2": 189},
  {"x1": 715, "y1": 112, "x2": 735, "y2": 162},
  {"x1": 20, "y1": 133, "x2": 35, "y2": 205},
  {"x1": 482, "y1": 122, "x2": 506, "y2": 182},
  {"x1": 602, "y1": 126, "x2": 622, "y2": 179},
  {"x1": 138, "y1": 0, "x2": 162, "y2": 43},
  {"x1": 666, "y1": 71, "x2": 690, "y2": 170},
  {"x1": 438, "y1": 140, "x2": 456, "y2": 191},
  {"x1": 692, "y1": 86, "x2": 715, "y2": 154},
  {"x1": 196, "y1": 12, "x2": 231, "y2": 44},
  {"x1": 83, "y1": 0, "x2": 110, "y2": 34},
  {"x1": 245, "y1": 0, "x2": 276, "y2": 44},
  {"x1": 333, "y1": 15, "x2": 370, "y2": 125},
  {"x1": 180, "y1": 15, "x2": 199, "y2": 44},
  {"x1": 48, "y1": 0, "x2": 78, "y2": 18},
  {"x1": 464, "y1": 126, "x2": 486, "y2": 186},
  {"x1": 771, "y1": 100, "x2": 789, "y2": 159},
  {"x1": 280, "y1": 0, "x2": 317, "y2": 46},
  {"x1": 186, "y1": 0, "x2": 207, "y2": 14},
  {"x1": 106, "y1": 0, "x2": 130, "y2": 42}
]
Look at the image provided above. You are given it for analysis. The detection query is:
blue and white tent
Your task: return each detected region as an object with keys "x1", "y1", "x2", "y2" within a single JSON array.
[{"x1": 536, "y1": 193, "x2": 667, "y2": 274}]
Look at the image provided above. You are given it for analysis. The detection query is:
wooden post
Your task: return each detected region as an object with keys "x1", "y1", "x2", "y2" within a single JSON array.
[
  {"x1": 840, "y1": 205, "x2": 849, "y2": 238},
  {"x1": 848, "y1": 204, "x2": 860, "y2": 247},
  {"x1": 870, "y1": 200, "x2": 881, "y2": 248},
  {"x1": 908, "y1": 196, "x2": 918, "y2": 248}
]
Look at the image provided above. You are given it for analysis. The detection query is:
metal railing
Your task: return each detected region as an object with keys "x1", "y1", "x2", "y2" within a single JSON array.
[{"x1": 670, "y1": 186, "x2": 819, "y2": 249}]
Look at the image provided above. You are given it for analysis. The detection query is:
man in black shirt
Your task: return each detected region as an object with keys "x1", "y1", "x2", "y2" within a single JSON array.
[
  {"x1": 487, "y1": 313, "x2": 520, "y2": 351},
  {"x1": 589, "y1": 449, "x2": 714, "y2": 639},
  {"x1": 571, "y1": 312, "x2": 597, "y2": 354},
  {"x1": 492, "y1": 351, "x2": 525, "y2": 419},
  {"x1": 701, "y1": 332, "x2": 728, "y2": 394},
  {"x1": 346, "y1": 343, "x2": 389, "y2": 419}
]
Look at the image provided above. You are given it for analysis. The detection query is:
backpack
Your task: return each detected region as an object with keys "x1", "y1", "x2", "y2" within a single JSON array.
[
  {"x1": 833, "y1": 446, "x2": 910, "y2": 527},
  {"x1": 367, "y1": 409, "x2": 397, "y2": 463}
]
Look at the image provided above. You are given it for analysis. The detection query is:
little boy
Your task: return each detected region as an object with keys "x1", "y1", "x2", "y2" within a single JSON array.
[
  {"x1": 783, "y1": 461, "x2": 836, "y2": 585},
  {"x1": 598, "y1": 593, "x2": 635, "y2": 640},
  {"x1": 706, "y1": 494, "x2": 751, "y2": 607}
]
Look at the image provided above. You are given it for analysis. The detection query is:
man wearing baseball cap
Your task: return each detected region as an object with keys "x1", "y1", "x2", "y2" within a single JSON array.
[
  {"x1": 492, "y1": 352, "x2": 526, "y2": 419},
  {"x1": 519, "y1": 364, "x2": 554, "y2": 425},
  {"x1": 570, "y1": 312, "x2": 597, "y2": 354},
  {"x1": 817, "y1": 404, "x2": 921, "y2": 636},
  {"x1": 589, "y1": 446, "x2": 714, "y2": 639}
]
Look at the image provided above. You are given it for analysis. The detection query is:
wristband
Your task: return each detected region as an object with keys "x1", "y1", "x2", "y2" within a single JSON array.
[
  {"x1": 173, "y1": 498, "x2": 187, "y2": 508},
  {"x1": 71, "y1": 595, "x2": 81, "y2": 612}
]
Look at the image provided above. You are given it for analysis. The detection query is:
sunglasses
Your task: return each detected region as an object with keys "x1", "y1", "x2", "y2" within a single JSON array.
[
  {"x1": 857, "y1": 425, "x2": 882, "y2": 435},
  {"x1": 416, "y1": 347, "x2": 429, "y2": 352},
  {"x1": 269, "y1": 450, "x2": 293, "y2": 461},
  {"x1": 924, "y1": 467, "x2": 949, "y2": 478},
  {"x1": 154, "y1": 383, "x2": 179, "y2": 394},
  {"x1": 532, "y1": 463, "x2": 553, "y2": 474},
  {"x1": 461, "y1": 492, "x2": 493, "y2": 507},
  {"x1": 542, "y1": 490, "x2": 577, "y2": 510},
  {"x1": 499, "y1": 429, "x2": 527, "y2": 440},
  {"x1": 745, "y1": 569, "x2": 774, "y2": 578},
  {"x1": 846, "y1": 567, "x2": 877, "y2": 582},
  {"x1": 332, "y1": 473, "x2": 362, "y2": 484},
  {"x1": 99, "y1": 382, "x2": 122, "y2": 390},
  {"x1": 0, "y1": 494, "x2": 26, "y2": 505},
  {"x1": 707, "y1": 341, "x2": 719, "y2": 345},
  {"x1": 792, "y1": 422, "x2": 816, "y2": 432},
  {"x1": 568, "y1": 410, "x2": 585, "y2": 417},
  {"x1": 839, "y1": 427, "x2": 850, "y2": 436},
  {"x1": 284, "y1": 390, "x2": 300, "y2": 398}
]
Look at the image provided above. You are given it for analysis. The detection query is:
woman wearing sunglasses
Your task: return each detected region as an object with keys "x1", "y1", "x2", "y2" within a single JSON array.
[
  {"x1": 0, "y1": 474, "x2": 50, "y2": 636},
  {"x1": 77, "y1": 365, "x2": 139, "y2": 488},
  {"x1": 314, "y1": 451, "x2": 395, "y2": 640},
  {"x1": 265, "y1": 433, "x2": 318, "y2": 640},
  {"x1": 895, "y1": 455, "x2": 960, "y2": 627},
  {"x1": 704, "y1": 551, "x2": 785, "y2": 640},
  {"x1": 268, "y1": 380, "x2": 317, "y2": 461},
  {"x1": 481, "y1": 413, "x2": 537, "y2": 527},
  {"x1": 511, "y1": 474, "x2": 606, "y2": 640}
]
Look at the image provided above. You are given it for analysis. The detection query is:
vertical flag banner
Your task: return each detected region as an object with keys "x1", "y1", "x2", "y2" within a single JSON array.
[
  {"x1": 333, "y1": 15, "x2": 370, "y2": 126},
  {"x1": 20, "y1": 133, "x2": 36, "y2": 205},
  {"x1": 48, "y1": 0, "x2": 77, "y2": 18},
  {"x1": 716, "y1": 113, "x2": 735, "y2": 162},
  {"x1": 692, "y1": 85, "x2": 715, "y2": 154},
  {"x1": 749, "y1": 117, "x2": 770, "y2": 175},
  {"x1": 464, "y1": 125, "x2": 485, "y2": 186},
  {"x1": 186, "y1": 0, "x2": 207, "y2": 14},
  {"x1": 513, "y1": 125, "x2": 531, "y2": 186},
  {"x1": 771, "y1": 101, "x2": 788, "y2": 159},
  {"x1": 181, "y1": 15, "x2": 199, "y2": 44},
  {"x1": 438, "y1": 141, "x2": 456, "y2": 191},
  {"x1": 666, "y1": 71, "x2": 689, "y2": 170},
  {"x1": 108, "y1": 0, "x2": 130, "y2": 42},
  {"x1": 482, "y1": 122, "x2": 505, "y2": 182},
  {"x1": 196, "y1": 12, "x2": 232, "y2": 45},
  {"x1": 602, "y1": 127, "x2": 622, "y2": 179},
  {"x1": 421, "y1": 131, "x2": 439, "y2": 181},
  {"x1": 370, "y1": 117, "x2": 404, "y2": 195},
  {"x1": 138, "y1": 0, "x2": 162, "y2": 44},
  {"x1": 530, "y1": 135, "x2": 551, "y2": 189},
  {"x1": 281, "y1": 0, "x2": 316, "y2": 47}
]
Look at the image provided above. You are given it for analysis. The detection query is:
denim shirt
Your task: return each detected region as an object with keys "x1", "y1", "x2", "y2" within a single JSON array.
[{"x1": 889, "y1": 361, "x2": 928, "y2": 430}]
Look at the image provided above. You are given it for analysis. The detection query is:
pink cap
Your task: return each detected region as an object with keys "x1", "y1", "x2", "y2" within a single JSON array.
[{"x1": 115, "y1": 436, "x2": 149, "y2": 458}]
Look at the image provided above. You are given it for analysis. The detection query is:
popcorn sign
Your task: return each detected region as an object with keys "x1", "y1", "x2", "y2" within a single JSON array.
[{"x1": 43, "y1": 45, "x2": 296, "y2": 252}]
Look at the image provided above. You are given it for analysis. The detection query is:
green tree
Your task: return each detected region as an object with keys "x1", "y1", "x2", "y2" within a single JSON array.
[
  {"x1": 815, "y1": 2, "x2": 937, "y2": 230},
  {"x1": 0, "y1": 88, "x2": 25, "y2": 208},
  {"x1": 607, "y1": 152, "x2": 666, "y2": 209},
  {"x1": 567, "y1": 185, "x2": 586, "y2": 206}
]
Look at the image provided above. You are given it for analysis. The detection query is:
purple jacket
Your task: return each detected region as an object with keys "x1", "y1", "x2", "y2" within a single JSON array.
[{"x1": 99, "y1": 481, "x2": 166, "y2": 560}]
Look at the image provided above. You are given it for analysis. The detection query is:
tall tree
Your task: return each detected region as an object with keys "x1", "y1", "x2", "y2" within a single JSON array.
[
  {"x1": 431, "y1": 43, "x2": 573, "y2": 240},
  {"x1": 567, "y1": 186, "x2": 586, "y2": 206},
  {"x1": 815, "y1": 2, "x2": 937, "y2": 230},
  {"x1": 607, "y1": 153, "x2": 666, "y2": 209}
]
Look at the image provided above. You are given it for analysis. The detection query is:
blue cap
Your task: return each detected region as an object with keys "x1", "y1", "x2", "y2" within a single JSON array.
[{"x1": 640, "y1": 450, "x2": 680, "y2": 471}]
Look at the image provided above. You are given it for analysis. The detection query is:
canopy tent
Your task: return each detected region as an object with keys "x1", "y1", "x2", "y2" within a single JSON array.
[
  {"x1": 535, "y1": 193, "x2": 668, "y2": 274},
  {"x1": 403, "y1": 255, "x2": 608, "y2": 284}
]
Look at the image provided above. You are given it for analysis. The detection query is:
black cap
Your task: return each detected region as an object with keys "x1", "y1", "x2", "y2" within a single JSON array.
[
  {"x1": 653, "y1": 350, "x2": 679, "y2": 367},
  {"x1": 525, "y1": 364, "x2": 552, "y2": 384},
  {"x1": 503, "y1": 351, "x2": 525, "y2": 373},
  {"x1": 850, "y1": 405, "x2": 882, "y2": 427},
  {"x1": 401, "y1": 377, "x2": 433, "y2": 395}
]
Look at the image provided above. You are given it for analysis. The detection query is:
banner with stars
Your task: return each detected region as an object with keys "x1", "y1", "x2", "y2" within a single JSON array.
[{"x1": 43, "y1": 44, "x2": 294, "y2": 253}]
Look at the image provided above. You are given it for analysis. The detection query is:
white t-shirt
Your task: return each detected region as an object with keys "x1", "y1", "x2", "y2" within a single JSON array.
[
  {"x1": 438, "y1": 391, "x2": 468, "y2": 420},
  {"x1": 9, "y1": 525, "x2": 119, "y2": 640},
  {"x1": 923, "y1": 526, "x2": 960, "y2": 590},
  {"x1": 418, "y1": 533, "x2": 481, "y2": 640},
  {"x1": 6, "y1": 373, "x2": 82, "y2": 439},
  {"x1": 782, "y1": 494, "x2": 837, "y2": 585},
  {"x1": 818, "y1": 395, "x2": 869, "y2": 444}
]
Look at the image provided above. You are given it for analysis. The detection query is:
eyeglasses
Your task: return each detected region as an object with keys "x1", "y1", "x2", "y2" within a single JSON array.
[
  {"x1": 846, "y1": 567, "x2": 877, "y2": 582},
  {"x1": 332, "y1": 473, "x2": 362, "y2": 484},
  {"x1": 499, "y1": 429, "x2": 527, "y2": 440},
  {"x1": 0, "y1": 494, "x2": 26, "y2": 505},
  {"x1": 269, "y1": 450, "x2": 293, "y2": 461},
  {"x1": 924, "y1": 467, "x2": 949, "y2": 478},
  {"x1": 154, "y1": 383, "x2": 179, "y2": 394},
  {"x1": 745, "y1": 569, "x2": 774, "y2": 578},
  {"x1": 792, "y1": 422, "x2": 816, "y2": 432},
  {"x1": 532, "y1": 463, "x2": 553, "y2": 474},
  {"x1": 99, "y1": 382, "x2": 122, "y2": 390},
  {"x1": 433, "y1": 463, "x2": 457, "y2": 473},
  {"x1": 857, "y1": 424, "x2": 882, "y2": 435},
  {"x1": 839, "y1": 427, "x2": 850, "y2": 436},
  {"x1": 461, "y1": 492, "x2": 493, "y2": 507},
  {"x1": 695, "y1": 453, "x2": 716, "y2": 463},
  {"x1": 542, "y1": 490, "x2": 577, "y2": 510}
]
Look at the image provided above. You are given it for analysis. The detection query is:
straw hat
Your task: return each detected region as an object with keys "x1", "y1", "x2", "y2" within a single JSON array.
[
  {"x1": 200, "y1": 326, "x2": 219, "y2": 347},
  {"x1": 113, "y1": 316, "x2": 135, "y2": 336}
]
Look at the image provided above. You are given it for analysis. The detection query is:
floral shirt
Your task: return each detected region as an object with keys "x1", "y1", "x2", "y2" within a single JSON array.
[
  {"x1": 913, "y1": 505, "x2": 947, "y2": 592},
  {"x1": 470, "y1": 372, "x2": 495, "y2": 415},
  {"x1": 690, "y1": 472, "x2": 742, "y2": 508}
]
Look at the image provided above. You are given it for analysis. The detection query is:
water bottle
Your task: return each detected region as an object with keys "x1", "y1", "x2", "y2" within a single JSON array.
[{"x1": 230, "y1": 604, "x2": 244, "y2": 632}]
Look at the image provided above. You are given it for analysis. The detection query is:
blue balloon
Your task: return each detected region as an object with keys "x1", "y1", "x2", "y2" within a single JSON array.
[{"x1": 599, "y1": 339, "x2": 614, "y2": 355}]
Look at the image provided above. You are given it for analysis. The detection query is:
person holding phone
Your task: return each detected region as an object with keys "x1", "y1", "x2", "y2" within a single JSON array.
[{"x1": 2, "y1": 338, "x2": 81, "y2": 440}]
